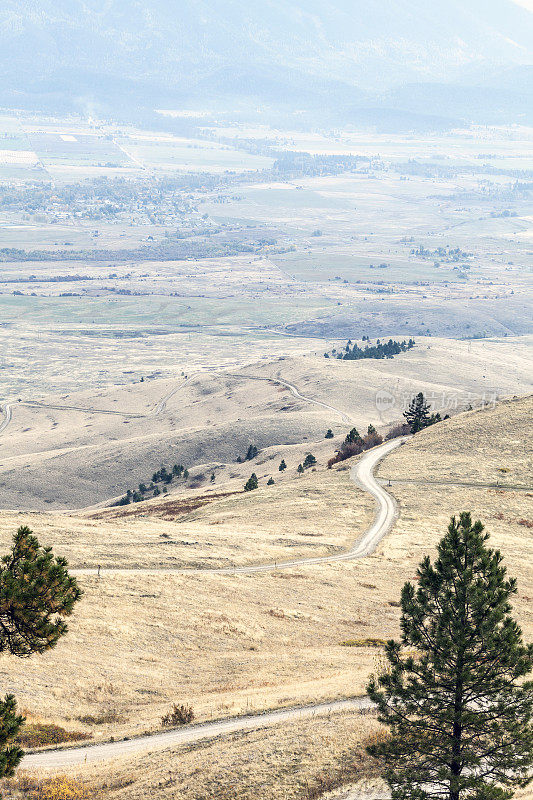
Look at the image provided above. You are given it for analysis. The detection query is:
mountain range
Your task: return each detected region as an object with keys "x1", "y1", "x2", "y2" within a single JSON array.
[{"x1": 1, "y1": 0, "x2": 532, "y2": 125}]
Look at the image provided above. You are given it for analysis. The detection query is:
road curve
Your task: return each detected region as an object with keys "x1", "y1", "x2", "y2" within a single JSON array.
[
  {"x1": 0, "y1": 371, "x2": 348, "y2": 439},
  {"x1": 71, "y1": 436, "x2": 409, "y2": 578},
  {"x1": 23, "y1": 697, "x2": 372, "y2": 770},
  {"x1": 0, "y1": 403, "x2": 11, "y2": 435},
  {"x1": 228, "y1": 373, "x2": 353, "y2": 424},
  {"x1": 21, "y1": 436, "x2": 407, "y2": 769}
]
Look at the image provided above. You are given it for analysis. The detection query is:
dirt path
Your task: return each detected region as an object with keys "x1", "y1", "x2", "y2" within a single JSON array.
[
  {"x1": 71, "y1": 436, "x2": 408, "y2": 577},
  {"x1": 229, "y1": 373, "x2": 353, "y2": 423},
  {"x1": 22, "y1": 437, "x2": 407, "y2": 769},
  {"x1": 16, "y1": 401, "x2": 144, "y2": 418},
  {"x1": 23, "y1": 697, "x2": 372, "y2": 770},
  {"x1": 380, "y1": 477, "x2": 532, "y2": 492},
  {"x1": 0, "y1": 403, "x2": 11, "y2": 434},
  {"x1": 0, "y1": 369, "x2": 344, "y2": 436}
]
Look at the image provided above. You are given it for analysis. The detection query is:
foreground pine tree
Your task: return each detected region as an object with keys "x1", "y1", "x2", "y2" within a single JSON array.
[
  {"x1": 0, "y1": 526, "x2": 81, "y2": 783},
  {"x1": 367, "y1": 513, "x2": 533, "y2": 800}
]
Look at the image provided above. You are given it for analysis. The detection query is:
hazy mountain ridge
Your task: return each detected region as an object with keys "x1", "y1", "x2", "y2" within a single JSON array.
[{"x1": 1, "y1": 0, "x2": 532, "y2": 121}]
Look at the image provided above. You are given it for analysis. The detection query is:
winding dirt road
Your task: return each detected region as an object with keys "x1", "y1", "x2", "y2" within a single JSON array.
[
  {"x1": 0, "y1": 403, "x2": 11, "y2": 434},
  {"x1": 0, "y1": 370, "x2": 346, "y2": 437},
  {"x1": 229, "y1": 373, "x2": 353, "y2": 423},
  {"x1": 22, "y1": 436, "x2": 407, "y2": 769},
  {"x1": 71, "y1": 436, "x2": 408, "y2": 578}
]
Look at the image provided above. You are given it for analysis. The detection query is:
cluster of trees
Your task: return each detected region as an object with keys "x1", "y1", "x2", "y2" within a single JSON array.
[
  {"x1": 237, "y1": 444, "x2": 258, "y2": 463},
  {"x1": 115, "y1": 463, "x2": 189, "y2": 505},
  {"x1": 298, "y1": 453, "x2": 316, "y2": 473},
  {"x1": 0, "y1": 232, "x2": 291, "y2": 265},
  {"x1": 328, "y1": 393, "x2": 446, "y2": 467},
  {"x1": 272, "y1": 151, "x2": 363, "y2": 178},
  {"x1": 325, "y1": 338, "x2": 415, "y2": 361},
  {"x1": 411, "y1": 244, "x2": 473, "y2": 263},
  {"x1": 327, "y1": 425, "x2": 383, "y2": 467},
  {"x1": 1, "y1": 274, "x2": 94, "y2": 285}
]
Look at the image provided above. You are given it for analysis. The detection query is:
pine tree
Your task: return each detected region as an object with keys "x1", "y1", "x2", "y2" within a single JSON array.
[
  {"x1": 244, "y1": 473, "x2": 258, "y2": 491},
  {"x1": 279, "y1": 460, "x2": 287, "y2": 472},
  {"x1": 245, "y1": 444, "x2": 258, "y2": 461},
  {"x1": 403, "y1": 392, "x2": 431, "y2": 433},
  {"x1": 303, "y1": 454, "x2": 317, "y2": 469},
  {"x1": 367, "y1": 513, "x2": 533, "y2": 800},
  {"x1": 297, "y1": 464, "x2": 304, "y2": 474},
  {"x1": 345, "y1": 427, "x2": 361, "y2": 444},
  {"x1": 325, "y1": 429, "x2": 334, "y2": 439},
  {"x1": 267, "y1": 477, "x2": 275, "y2": 485},
  {"x1": 0, "y1": 527, "x2": 81, "y2": 782}
]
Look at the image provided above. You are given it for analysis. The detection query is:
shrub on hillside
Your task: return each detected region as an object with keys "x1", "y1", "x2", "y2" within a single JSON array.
[
  {"x1": 363, "y1": 430, "x2": 384, "y2": 449},
  {"x1": 327, "y1": 428, "x2": 383, "y2": 467},
  {"x1": 385, "y1": 422, "x2": 411, "y2": 440},
  {"x1": 38, "y1": 776, "x2": 90, "y2": 800},
  {"x1": 16, "y1": 723, "x2": 91, "y2": 748},
  {"x1": 161, "y1": 704, "x2": 194, "y2": 727},
  {"x1": 76, "y1": 708, "x2": 123, "y2": 725},
  {"x1": 6, "y1": 774, "x2": 91, "y2": 800}
]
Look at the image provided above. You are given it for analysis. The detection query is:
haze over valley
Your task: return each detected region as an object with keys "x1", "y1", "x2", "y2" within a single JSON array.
[{"x1": 0, "y1": 3, "x2": 531, "y2": 800}]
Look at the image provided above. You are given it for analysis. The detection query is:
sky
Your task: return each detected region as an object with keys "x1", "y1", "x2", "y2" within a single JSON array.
[{"x1": 513, "y1": 0, "x2": 533, "y2": 9}]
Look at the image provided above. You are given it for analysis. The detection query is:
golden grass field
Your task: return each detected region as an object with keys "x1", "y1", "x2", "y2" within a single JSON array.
[
  {"x1": 1, "y1": 336, "x2": 531, "y2": 510},
  {"x1": 0, "y1": 395, "x2": 531, "y2": 799},
  {"x1": 0, "y1": 463, "x2": 374, "y2": 569},
  {"x1": 7, "y1": 712, "x2": 385, "y2": 800}
]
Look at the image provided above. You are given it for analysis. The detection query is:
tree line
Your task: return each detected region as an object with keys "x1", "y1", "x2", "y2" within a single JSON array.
[
  {"x1": 328, "y1": 393, "x2": 445, "y2": 466},
  {"x1": 325, "y1": 338, "x2": 415, "y2": 361},
  {"x1": 115, "y1": 463, "x2": 189, "y2": 506}
]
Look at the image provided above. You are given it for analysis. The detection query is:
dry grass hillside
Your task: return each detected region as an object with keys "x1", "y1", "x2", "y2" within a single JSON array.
[
  {"x1": 0, "y1": 395, "x2": 531, "y2": 800},
  {"x1": 375, "y1": 395, "x2": 533, "y2": 616},
  {"x1": 0, "y1": 335, "x2": 530, "y2": 509},
  {"x1": 0, "y1": 466, "x2": 374, "y2": 570},
  {"x1": 8, "y1": 712, "x2": 384, "y2": 800}
]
